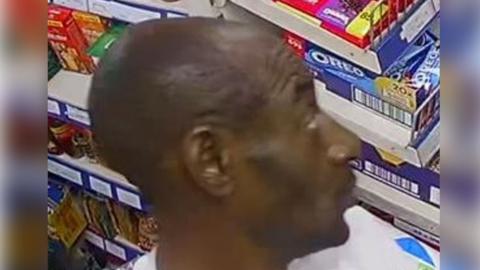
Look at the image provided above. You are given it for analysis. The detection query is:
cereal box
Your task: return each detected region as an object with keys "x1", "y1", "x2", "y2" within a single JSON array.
[
  {"x1": 72, "y1": 11, "x2": 110, "y2": 46},
  {"x1": 48, "y1": 5, "x2": 95, "y2": 74}
]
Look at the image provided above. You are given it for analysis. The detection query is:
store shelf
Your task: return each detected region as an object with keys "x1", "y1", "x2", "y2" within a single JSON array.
[
  {"x1": 48, "y1": 70, "x2": 92, "y2": 127},
  {"x1": 315, "y1": 80, "x2": 439, "y2": 167},
  {"x1": 52, "y1": 0, "x2": 191, "y2": 23},
  {"x1": 354, "y1": 171, "x2": 439, "y2": 236},
  {"x1": 48, "y1": 154, "x2": 151, "y2": 212},
  {"x1": 229, "y1": 0, "x2": 439, "y2": 74},
  {"x1": 84, "y1": 229, "x2": 145, "y2": 262}
]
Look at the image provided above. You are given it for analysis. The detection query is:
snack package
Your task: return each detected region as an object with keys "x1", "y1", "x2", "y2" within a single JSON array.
[
  {"x1": 83, "y1": 194, "x2": 117, "y2": 239},
  {"x1": 108, "y1": 201, "x2": 139, "y2": 244},
  {"x1": 276, "y1": 0, "x2": 397, "y2": 48},
  {"x1": 48, "y1": 44, "x2": 62, "y2": 80},
  {"x1": 316, "y1": 0, "x2": 370, "y2": 31},
  {"x1": 137, "y1": 213, "x2": 160, "y2": 251},
  {"x1": 48, "y1": 5, "x2": 95, "y2": 74},
  {"x1": 72, "y1": 11, "x2": 110, "y2": 46},
  {"x1": 88, "y1": 24, "x2": 127, "y2": 64}
]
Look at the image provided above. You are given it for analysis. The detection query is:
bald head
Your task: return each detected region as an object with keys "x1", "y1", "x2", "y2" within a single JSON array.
[
  {"x1": 89, "y1": 18, "x2": 360, "y2": 261},
  {"x1": 89, "y1": 18, "x2": 312, "y2": 205}
]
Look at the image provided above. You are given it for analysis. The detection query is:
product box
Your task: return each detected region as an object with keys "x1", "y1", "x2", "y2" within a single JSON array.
[
  {"x1": 352, "y1": 141, "x2": 440, "y2": 207},
  {"x1": 88, "y1": 25, "x2": 127, "y2": 64},
  {"x1": 286, "y1": 30, "x2": 440, "y2": 145},
  {"x1": 48, "y1": 44, "x2": 62, "y2": 80},
  {"x1": 48, "y1": 5, "x2": 95, "y2": 74},
  {"x1": 72, "y1": 11, "x2": 110, "y2": 47},
  {"x1": 276, "y1": 0, "x2": 404, "y2": 48}
]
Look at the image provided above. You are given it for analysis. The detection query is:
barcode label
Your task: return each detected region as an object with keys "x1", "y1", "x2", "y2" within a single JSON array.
[
  {"x1": 48, "y1": 159, "x2": 83, "y2": 185},
  {"x1": 401, "y1": 0, "x2": 436, "y2": 42},
  {"x1": 105, "y1": 240, "x2": 127, "y2": 261},
  {"x1": 354, "y1": 88, "x2": 413, "y2": 126},
  {"x1": 430, "y1": 186, "x2": 440, "y2": 205},
  {"x1": 364, "y1": 161, "x2": 419, "y2": 196},
  {"x1": 432, "y1": 0, "x2": 440, "y2": 12},
  {"x1": 117, "y1": 188, "x2": 142, "y2": 210},
  {"x1": 66, "y1": 105, "x2": 91, "y2": 126},
  {"x1": 89, "y1": 176, "x2": 113, "y2": 198},
  {"x1": 48, "y1": 99, "x2": 61, "y2": 115},
  {"x1": 85, "y1": 230, "x2": 105, "y2": 249}
]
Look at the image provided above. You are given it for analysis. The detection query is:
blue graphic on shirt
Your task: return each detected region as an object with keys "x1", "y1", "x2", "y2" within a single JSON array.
[{"x1": 396, "y1": 237, "x2": 435, "y2": 267}]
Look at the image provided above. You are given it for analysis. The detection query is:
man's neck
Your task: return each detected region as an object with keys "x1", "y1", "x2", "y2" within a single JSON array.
[{"x1": 156, "y1": 217, "x2": 288, "y2": 270}]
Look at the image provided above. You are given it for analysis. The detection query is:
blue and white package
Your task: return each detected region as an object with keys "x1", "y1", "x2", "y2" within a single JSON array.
[{"x1": 304, "y1": 30, "x2": 438, "y2": 112}]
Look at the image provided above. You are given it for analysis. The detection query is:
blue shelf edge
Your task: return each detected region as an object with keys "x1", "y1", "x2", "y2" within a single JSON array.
[{"x1": 48, "y1": 155, "x2": 152, "y2": 212}]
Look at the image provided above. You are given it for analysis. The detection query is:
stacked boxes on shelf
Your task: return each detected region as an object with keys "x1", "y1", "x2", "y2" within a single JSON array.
[
  {"x1": 285, "y1": 27, "x2": 440, "y2": 206},
  {"x1": 259, "y1": 0, "x2": 442, "y2": 240},
  {"x1": 275, "y1": 0, "x2": 415, "y2": 48},
  {"x1": 48, "y1": 5, "x2": 97, "y2": 74},
  {"x1": 48, "y1": 180, "x2": 160, "y2": 258}
]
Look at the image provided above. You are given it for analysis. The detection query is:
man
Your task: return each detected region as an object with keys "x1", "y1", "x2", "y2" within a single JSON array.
[
  {"x1": 89, "y1": 18, "x2": 437, "y2": 270},
  {"x1": 89, "y1": 17, "x2": 359, "y2": 269}
]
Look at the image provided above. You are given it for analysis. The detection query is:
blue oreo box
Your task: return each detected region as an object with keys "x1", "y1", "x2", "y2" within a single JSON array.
[
  {"x1": 303, "y1": 30, "x2": 439, "y2": 132},
  {"x1": 351, "y1": 141, "x2": 440, "y2": 207}
]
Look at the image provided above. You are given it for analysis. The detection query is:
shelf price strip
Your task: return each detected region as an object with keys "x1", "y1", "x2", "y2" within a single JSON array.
[
  {"x1": 48, "y1": 97, "x2": 91, "y2": 128},
  {"x1": 84, "y1": 230, "x2": 145, "y2": 262},
  {"x1": 48, "y1": 156, "x2": 149, "y2": 212}
]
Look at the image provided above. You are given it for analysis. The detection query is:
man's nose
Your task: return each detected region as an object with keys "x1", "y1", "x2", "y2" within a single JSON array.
[{"x1": 320, "y1": 115, "x2": 361, "y2": 165}]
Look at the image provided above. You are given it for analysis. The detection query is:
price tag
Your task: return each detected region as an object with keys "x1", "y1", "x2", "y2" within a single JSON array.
[
  {"x1": 432, "y1": 0, "x2": 440, "y2": 12},
  {"x1": 109, "y1": 1, "x2": 161, "y2": 23},
  {"x1": 85, "y1": 230, "x2": 105, "y2": 249},
  {"x1": 89, "y1": 176, "x2": 113, "y2": 198},
  {"x1": 66, "y1": 104, "x2": 91, "y2": 126},
  {"x1": 48, "y1": 159, "x2": 83, "y2": 185},
  {"x1": 166, "y1": 12, "x2": 188, "y2": 18},
  {"x1": 375, "y1": 77, "x2": 416, "y2": 112},
  {"x1": 429, "y1": 186, "x2": 440, "y2": 205},
  {"x1": 117, "y1": 188, "x2": 142, "y2": 210},
  {"x1": 410, "y1": 182, "x2": 419, "y2": 194},
  {"x1": 105, "y1": 240, "x2": 127, "y2": 261},
  {"x1": 89, "y1": 0, "x2": 113, "y2": 18},
  {"x1": 53, "y1": 0, "x2": 88, "y2": 11},
  {"x1": 400, "y1": 0, "x2": 436, "y2": 42},
  {"x1": 48, "y1": 99, "x2": 61, "y2": 115}
]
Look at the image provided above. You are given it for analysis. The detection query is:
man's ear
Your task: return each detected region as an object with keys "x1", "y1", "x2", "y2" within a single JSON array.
[{"x1": 183, "y1": 126, "x2": 234, "y2": 197}]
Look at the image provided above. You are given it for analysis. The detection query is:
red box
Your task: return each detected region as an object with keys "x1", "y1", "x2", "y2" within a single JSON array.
[{"x1": 48, "y1": 5, "x2": 95, "y2": 74}]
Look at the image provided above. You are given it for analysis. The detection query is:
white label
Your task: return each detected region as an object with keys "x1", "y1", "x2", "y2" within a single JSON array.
[
  {"x1": 105, "y1": 240, "x2": 127, "y2": 260},
  {"x1": 48, "y1": 99, "x2": 61, "y2": 115},
  {"x1": 89, "y1": 176, "x2": 113, "y2": 198},
  {"x1": 48, "y1": 159, "x2": 83, "y2": 185},
  {"x1": 89, "y1": 0, "x2": 113, "y2": 18},
  {"x1": 430, "y1": 186, "x2": 440, "y2": 205},
  {"x1": 53, "y1": 0, "x2": 88, "y2": 11},
  {"x1": 109, "y1": 1, "x2": 161, "y2": 23},
  {"x1": 85, "y1": 230, "x2": 105, "y2": 249},
  {"x1": 66, "y1": 105, "x2": 91, "y2": 126},
  {"x1": 117, "y1": 188, "x2": 142, "y2": 210},
  {"x1": 410, "y1": 182, "x2": 419, "y2": 194},
  {"x1": 432, "y1": 0, "x2": 440, "y2": 11},
  {"x1": 167, "y1": 12, "x2": 187, "y2": 18},
  {"x1": 400, "y1": 0, "x2": 436, "y2": 42}
]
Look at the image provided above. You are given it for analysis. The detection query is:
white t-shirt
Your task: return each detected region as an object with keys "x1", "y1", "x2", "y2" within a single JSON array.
[{"x1": 118, "y1": 207, "x2": 439, "y2": 270}]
